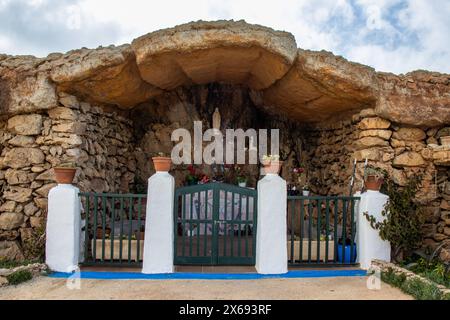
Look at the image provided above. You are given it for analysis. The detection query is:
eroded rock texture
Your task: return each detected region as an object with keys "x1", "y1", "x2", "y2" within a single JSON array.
[{"x1": 1, "y1": 20, "x2": 448, "y2": 125}]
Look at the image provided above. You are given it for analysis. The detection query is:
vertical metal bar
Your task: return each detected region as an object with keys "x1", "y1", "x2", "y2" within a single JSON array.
[
  {"x1": 128, "y1": 197, "x2": 133, "y2": 263},
  {"x1": 197, "y1": 191, "x2": 201, "y2": 257},
  {"x1": 317, "y1": 199, "x2": 321, "y2": 263},
  {"x1": 334, "y1": 199, "x2": 338, "y2": 262},
  {"x1": 212, "y1": 185, "x2": 220, "y2": 264},
  {"x1": 290, "y1": 199, "x2": 295, "y2": 264},
  {"x1": 325, "y1": 198, "x2": 330, "y2": 263},
  {"x1": 174, "y1": 192, "x2": 179, "y2": 260},
  {"x1": 252, "y1": 193, "x2": 257, "y2": 263},
  {"x1": 308, "y1": 200, "x2": 312, "y2": 263},
  {"x1": 342, "y1": 199, "x2": 347, "y2": 264},
  {"x1": 238, "y1": 193, "x2": 242, "y2": 258},
  {"x1": 189, "y1": 192, "x2": 193, "y2": 258},
  {"x1": 93, "y1": 194, "x2": 98, "y2": 263},
  {"x1": 137, "y1": 196, "x2": 143, "y2": 262},
  {"x1": 110, "y1": 196, "x2": 115, "y2": 263},
  {"x1": 84, "y1": 195, "x2": 90, "y2": 263},
  {"x1": 182, "y1": 194, "x2": 186, "y2": 257},
  {"x1": 101, "y1": 196, "x2": 106, "y2": 262},
  {"x1": 350, "y1": 198, "x2": 355, "y2": 263},
  {"x1": 119, "y1": 197, "x2": 124, "y2": 262},
  {"x1": 204, "y1": 190, "x2": 208, "y2": 257},
  {"x1": 299, "y1": 199, "x2": 304, "y2": 262},
  {"x1": 245, "y1": 194, "x2": 249, "y2": 258},
  {"x1": 223, "y1": 191, "x2": 227, "y2": 257},
  {"x1": 231, "y1": 192, "x2": 235, "y2": 258}
]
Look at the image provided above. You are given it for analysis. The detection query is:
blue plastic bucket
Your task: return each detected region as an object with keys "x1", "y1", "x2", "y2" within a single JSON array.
[{"x1": 337, "y1": 244, "x2": 357, "y2": 263}]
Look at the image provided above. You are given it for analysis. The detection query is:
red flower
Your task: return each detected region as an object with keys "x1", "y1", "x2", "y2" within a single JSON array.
[{"x1": 187, "y1": 165, "x2": 195, "y2": 174}]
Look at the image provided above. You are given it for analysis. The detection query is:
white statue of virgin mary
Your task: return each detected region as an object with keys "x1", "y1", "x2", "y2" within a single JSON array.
[{"x1": 212, "y1": 108, "x2": 221, "y2": 130}]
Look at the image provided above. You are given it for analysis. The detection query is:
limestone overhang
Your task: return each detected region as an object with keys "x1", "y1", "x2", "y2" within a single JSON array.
[{"x1": 0, "y1": 20, "x2": 449, "y2": 126}]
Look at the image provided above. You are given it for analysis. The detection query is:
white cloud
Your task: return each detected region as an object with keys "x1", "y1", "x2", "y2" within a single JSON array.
[{"x1": 0, "y1": 0, "x2": 448, "y2": 74}]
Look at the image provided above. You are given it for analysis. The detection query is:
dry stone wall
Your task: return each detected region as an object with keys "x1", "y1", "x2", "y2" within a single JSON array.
[
  {"x1": 0, "y1": 93, "x2": 135, "y2": 261},
  {"x1": 303, "y1": 108, "x2": 450, "y2": 261}
]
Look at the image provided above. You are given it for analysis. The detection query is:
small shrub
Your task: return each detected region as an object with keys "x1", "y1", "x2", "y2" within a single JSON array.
[
  {"x1": 0, "y1": 258, "x2": 42, "y2": 269},
  {"x1": 381, "y1": 268, "x2": 446, "y2": 300},
  {"x1": 364, "y1": 175, "x2": 424, "y2": 262},
  {"x1": 6, "y1": 270, "x2": 33, "y2": 285}
]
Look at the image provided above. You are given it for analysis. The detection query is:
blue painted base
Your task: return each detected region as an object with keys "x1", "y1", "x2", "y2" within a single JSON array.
[{"x1": 49, "y1": 269, "x2": 367, "y2": 280}]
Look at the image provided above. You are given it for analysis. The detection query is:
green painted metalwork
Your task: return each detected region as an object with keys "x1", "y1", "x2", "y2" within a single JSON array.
[
  {"x1": 79, "y1": 192, "x2": 146, "y2": 267},
  {"x1": 287, "y1": 195, "x2": 360, "y2": 267},
  {"x1": 174, "y1": 182, "x2": 257, "y2": 265}
]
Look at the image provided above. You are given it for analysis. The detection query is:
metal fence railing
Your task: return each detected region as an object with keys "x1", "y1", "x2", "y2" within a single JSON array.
[
  {"x1": 287, "y1": 196, "x2": 360, "y2": 266},
  {"x1": 79, "y1": 193, "x2": 147, "y2": 267}
]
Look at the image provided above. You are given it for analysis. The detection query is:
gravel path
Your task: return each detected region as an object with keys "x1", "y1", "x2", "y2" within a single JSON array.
[{"x1": 0, "y1": 275, "x2": 412, "y2": 300}]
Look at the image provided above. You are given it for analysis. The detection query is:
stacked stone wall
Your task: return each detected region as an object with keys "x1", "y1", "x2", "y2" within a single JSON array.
[{"x1": 0, "y1": 93, "x2": 135, "y2": 261}]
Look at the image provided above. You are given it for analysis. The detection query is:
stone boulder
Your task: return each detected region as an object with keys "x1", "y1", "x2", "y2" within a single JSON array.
[
  {"x1": 2, "y1": 148, "x2": 45, "y2": 169},
  {"x1": 50, "y1": 45, "x2": 160, "y2": 108},
  {"x1": 0, "y1": 56, "x2": 57, "y2": 115},
  {"x1": 7, "y1": 114, "x2": 42, "y2": 135},
  {"x1": 131, "y1": 20, "x2": 297, "y2": 91},
  {"x1": 393, "y1": 151, "x2": 426, "y2": 167},
  {"x1": 0, "y1": 241, "x2": 24, "y2": 261},
  {"x1": 0, "y1": 212, "x2": 24, "y2": 230}
]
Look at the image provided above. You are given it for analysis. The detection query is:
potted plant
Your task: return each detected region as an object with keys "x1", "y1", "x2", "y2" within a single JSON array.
[
  {"x1": 236, "y1": 176, "x2": 248, "y2": 187},
  {"x1": 261, "y1": 155, "x2": 282, "y2": 175},
  {"x1": 95, "y1": 226, "x2": 111, "y2": 239},
  {"x1": 199, "y1": 174, "x2": 210, "y2": 184},
  {"x1": 364, "y1": 165, "x2": 387, "y2": 191},
  {"x1": 152, "y1": 152, "x2": 172, "y2": 172},
  {"x1": 302, "y1": 184, "x2": 310, "y2": 196},
  {"x1": 186, "y1": 165, "x2": 199, "y2": 185},
  {"x1": 54, "y1": 162, "x2": 77, "y2": 184}
]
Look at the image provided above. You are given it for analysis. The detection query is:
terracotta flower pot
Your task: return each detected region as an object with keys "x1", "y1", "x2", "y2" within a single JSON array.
[
  {"x1": 440, "y1": 135, "x2": 450, "y2": 146},
  {"x1": 54, "y1": 167, "x2": 76, "y2": 184},
  {"x1": 262, "y1": 160, "x2": 283, "y2": 175},
  {"x1": 152, "y1": 157, "x2": 172, "y2": 172},
  {"x1": 364, "y1": 175, "x2": 383, "y2": 191}
]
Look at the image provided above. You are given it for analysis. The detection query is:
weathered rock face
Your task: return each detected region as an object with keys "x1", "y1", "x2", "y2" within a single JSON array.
[
  {"x1": 0, "y1": 56, "x2": 58, "y2": 115},
  {"x1": 131, "y1": 20, "x2": 297, "y2": 91},
  {"x1": 1, "y1": 20, "x2": 447, "y2": 125},
  {"x1": 376, "y1": 71, "x2": 450, "y2": 127},
  {"x1": 263, "y1": 49, "x2": 378, "y2": 122},
  {"x1": 50, "y1": 45, "x2": 161, "y2": 108}
]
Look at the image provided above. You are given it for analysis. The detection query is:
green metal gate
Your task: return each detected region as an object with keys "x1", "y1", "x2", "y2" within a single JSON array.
[{"x1": 174, "y1": 183, "x2": 257, "y2": 265}]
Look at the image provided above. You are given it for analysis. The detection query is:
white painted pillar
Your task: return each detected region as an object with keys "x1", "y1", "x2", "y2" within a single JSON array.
[
  {"x1": 46, "y1": 184, "x2": 81, "y2": 273},
  {"x1": 142, "y1": 172, "x2": 175, "y2": 274},
  {"x1": 356, "y1": 190, "x2": 391, "y2": 270},
  {"x1": 255, "y1": 173, "x2": 288, "y2": 274}
]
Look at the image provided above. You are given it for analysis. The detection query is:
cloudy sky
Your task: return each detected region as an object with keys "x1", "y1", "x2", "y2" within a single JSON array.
[{"x1": 0, "y1": 0, "x2": 449, "y2": 74}]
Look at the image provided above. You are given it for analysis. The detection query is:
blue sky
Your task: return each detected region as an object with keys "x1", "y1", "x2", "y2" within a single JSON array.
[{"x1": 0, "y1": 0, "x2": 449, "y2": 74}]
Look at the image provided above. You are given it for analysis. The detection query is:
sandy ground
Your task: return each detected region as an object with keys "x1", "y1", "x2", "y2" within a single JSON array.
[{"x1": 0, "y1": 275, "x2": 412, "y2": 300}]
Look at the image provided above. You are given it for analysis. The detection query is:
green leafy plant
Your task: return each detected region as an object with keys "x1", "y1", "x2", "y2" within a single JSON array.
[
  {"x1": 405, "y1": 243, "x2": 450, "y2": 288},
  {"x1": 363, "y1": 175, "x2": 424, "y2": 262},
  {"x1": 152, "y1": 152, "x2": 170, "y2": 157},
  {"x1": 381, "y1": 267, "x2": 448, "y2": 300},
  {"x1": 262, "y1": 154, "x2": 280, "y2": 162},
  {"x1": 6, "y1": 269, "x2": 33, "y2": 286},
  {"x1": 56, "y1": 162, "x2": 76, "y2": 168},
  {"x1": 364, "y1": 165, "x2": 388, "y2": 180}
]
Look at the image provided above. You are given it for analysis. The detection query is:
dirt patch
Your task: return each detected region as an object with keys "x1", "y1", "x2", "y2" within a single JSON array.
[{"x1": 0, "y1": 275, "x2": 412, "y2": 300}]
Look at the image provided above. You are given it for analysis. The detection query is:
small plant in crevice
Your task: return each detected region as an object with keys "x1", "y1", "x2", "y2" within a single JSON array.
[{"x1": 363, "y1": 174, "x2": 424, "y2": 263}]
